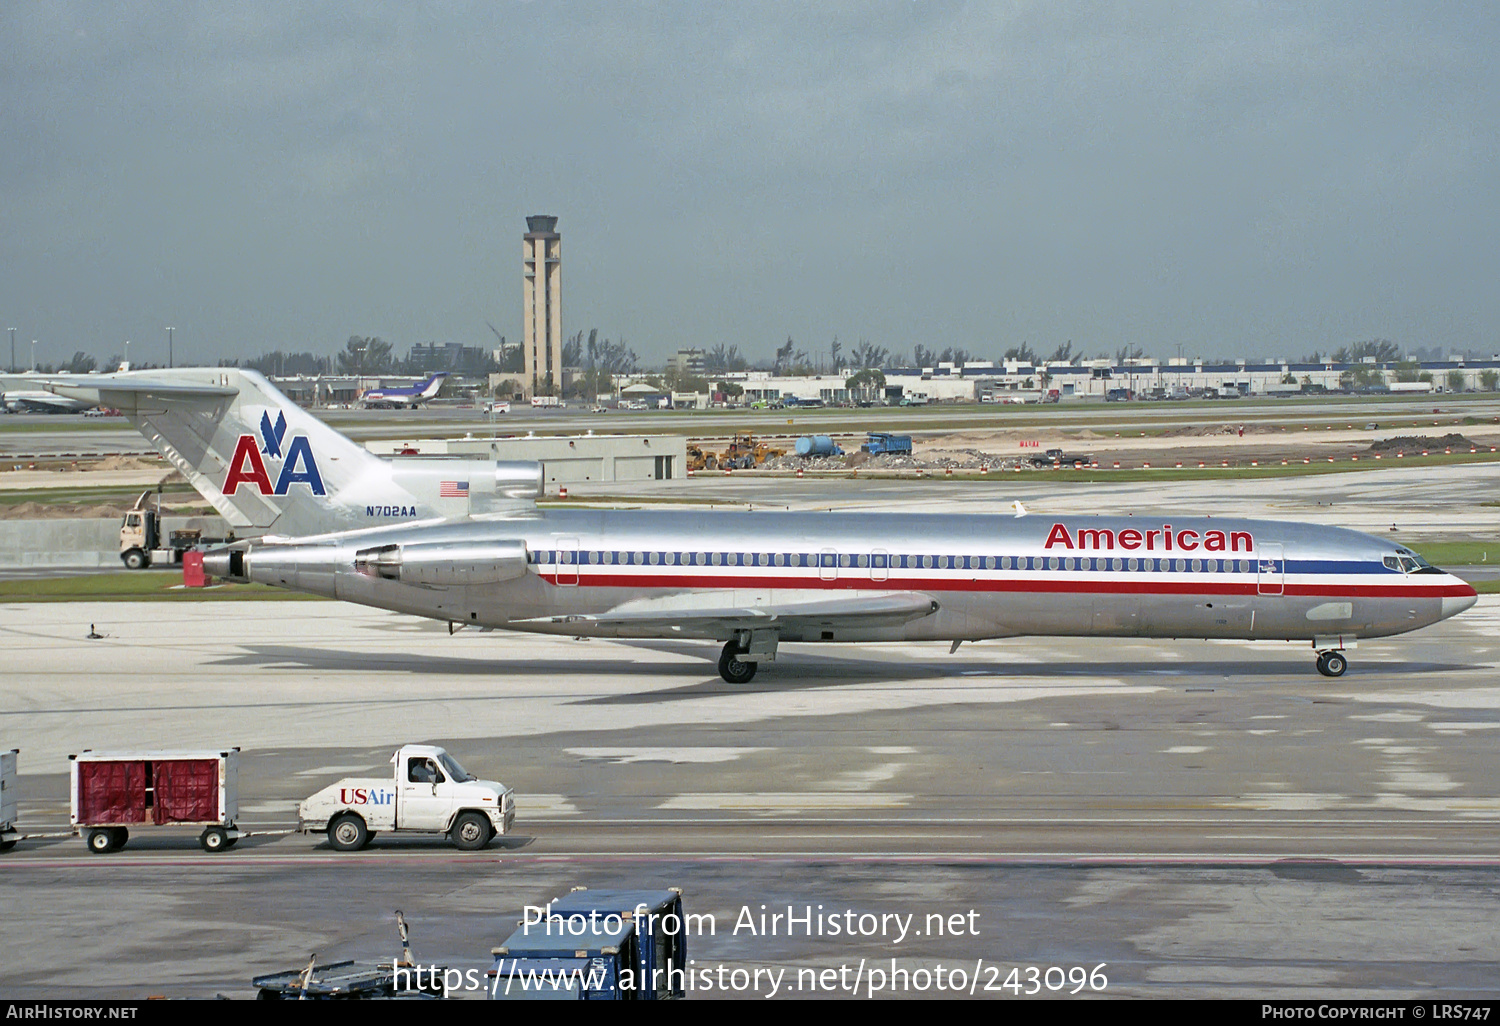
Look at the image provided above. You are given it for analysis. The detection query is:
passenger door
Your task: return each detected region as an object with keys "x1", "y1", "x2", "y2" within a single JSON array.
[
  {"x1": 1257, "y1": 544, "x2": 1285, "y2": 597},
  {"x1": 556, "y1": 537, "x2": 579, "y2": 586},
  {"x1": 819, "y1": 548, "x2": 838, "y2": 583}
]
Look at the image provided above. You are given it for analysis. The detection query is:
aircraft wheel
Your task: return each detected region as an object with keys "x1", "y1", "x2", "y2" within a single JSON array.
[
  {"x1": 1316, "y1": 651, "x2": 1347, "y2": 677},
  {"x1": 328, "y1": 813, "x2": 369, "y2": 852},
  {"x1": 718, "y1": 642, "x2": 757, "y2": 685}
]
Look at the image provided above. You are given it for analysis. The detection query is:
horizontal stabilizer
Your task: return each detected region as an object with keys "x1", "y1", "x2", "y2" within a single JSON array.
[{"x1": 43, "y1": 377, "x2": 239, "y2": 406}]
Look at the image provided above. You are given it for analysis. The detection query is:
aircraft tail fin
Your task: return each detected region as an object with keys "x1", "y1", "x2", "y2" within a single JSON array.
[
  {"x1": 420, "y1": 372, "x2": 448, "y2": 399},
  {"x1": 46, "y1": 368, "x2": 542, "y2": 537},
  {"x1": 47, "y1": 369, "x2": 386, "y2": 535}
]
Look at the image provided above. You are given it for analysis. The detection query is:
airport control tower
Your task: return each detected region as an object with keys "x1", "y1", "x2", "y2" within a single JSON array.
[{"x1": 522, "y1": 215, "x2": 562, "y2": 398}]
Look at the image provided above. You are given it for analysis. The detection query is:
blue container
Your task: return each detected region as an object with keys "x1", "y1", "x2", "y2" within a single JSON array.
[{"x1": 795, "y1": 435, "x2": 840, "y2": 457}]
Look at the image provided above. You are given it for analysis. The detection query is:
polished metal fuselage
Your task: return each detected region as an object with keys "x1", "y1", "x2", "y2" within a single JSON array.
[{"x1": 241, "y1": 509, "x2": 1476, "y2": 645}]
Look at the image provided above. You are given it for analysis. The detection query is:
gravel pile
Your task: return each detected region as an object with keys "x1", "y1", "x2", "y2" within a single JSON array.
[
  {"x1": 1368, "y1": 433, "x2": 1478, "y2": 452},
  {"x1": 761, "y1": 449, "x2": 1022, "y2": 472}
]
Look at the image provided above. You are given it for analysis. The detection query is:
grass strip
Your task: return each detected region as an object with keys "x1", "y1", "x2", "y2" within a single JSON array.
[{"x1": 0, "y1": 572, "x2": 327, "y2": 602}]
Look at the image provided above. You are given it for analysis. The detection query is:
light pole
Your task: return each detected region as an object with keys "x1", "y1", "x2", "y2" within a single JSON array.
[
  {"x1": 8, "y1": 328, "x2": 14, "y2": 373},
  {"x1": 31, "y1": 340, "x2": 36, "y2": 372},
  {"x1": 124, "y1": 340, "x2": 130, "y2": 370},
  {"x1": 166, "y1": 326, "x2": 174, "y2": 369}
]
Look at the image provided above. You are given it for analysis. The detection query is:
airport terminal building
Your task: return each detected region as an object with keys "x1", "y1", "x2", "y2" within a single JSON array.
[{"x1": 666, "y1": 356, "x2": 1500, "y2": 404}]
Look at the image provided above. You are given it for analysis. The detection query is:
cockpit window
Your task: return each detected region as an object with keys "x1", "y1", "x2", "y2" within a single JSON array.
[{"x1": 1388, "y1": 550, "x2": 1443, "y2": 574}]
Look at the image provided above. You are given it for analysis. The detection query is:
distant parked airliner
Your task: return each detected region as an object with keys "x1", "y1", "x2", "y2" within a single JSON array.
[{"x1": 358, "y1": 372, "x2": 447, "y2": 409}]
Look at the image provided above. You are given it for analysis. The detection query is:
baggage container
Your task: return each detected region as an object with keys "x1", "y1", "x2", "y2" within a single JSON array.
[
  {"x1": 70, "y1": 748, "x2": 240, "y2": 853},
  {"x1": 489, "y1": 887, "x2": 686, "y2": 1000},
  {"x1": 1, "y1": 749, "x2": 17, "y2": 852}
]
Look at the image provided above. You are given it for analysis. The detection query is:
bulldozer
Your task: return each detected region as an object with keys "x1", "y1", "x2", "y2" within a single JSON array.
[
  {"x1": 686, "y1": 444, "x2": 718, "y2": 472},
  {"x1": 718, "y1": 433, "x2": 785, "y2": 470}
]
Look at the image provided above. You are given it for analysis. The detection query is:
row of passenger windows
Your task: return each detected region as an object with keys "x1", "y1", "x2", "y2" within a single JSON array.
[{"x1": 528, "y1": 550, "x2": 1267, "y2": 574}]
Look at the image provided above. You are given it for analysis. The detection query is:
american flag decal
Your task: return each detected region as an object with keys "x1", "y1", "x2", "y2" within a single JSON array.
[{"x1": 440, "y1": 480, "x2": 469, "y2": 498}]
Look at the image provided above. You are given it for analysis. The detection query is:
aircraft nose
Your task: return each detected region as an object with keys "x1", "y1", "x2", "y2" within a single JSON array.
[{"x1": 1441, "y1": 580, "x2": 1479, "y2": 619}]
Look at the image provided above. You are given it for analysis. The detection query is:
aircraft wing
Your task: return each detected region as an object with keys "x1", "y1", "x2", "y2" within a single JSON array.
[{"x1": 514, "y1": 591, "x2": 940, "y2": 634}]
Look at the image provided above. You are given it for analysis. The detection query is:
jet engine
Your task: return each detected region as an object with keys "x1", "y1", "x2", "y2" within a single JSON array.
[{"x1": 353, "y1": 540, "x2": 530, "y2": 587}]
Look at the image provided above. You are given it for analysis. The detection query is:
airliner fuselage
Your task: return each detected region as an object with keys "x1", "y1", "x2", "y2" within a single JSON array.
[{"x1": 232, "y1": 508, "x2": 1476, "y2": 679}]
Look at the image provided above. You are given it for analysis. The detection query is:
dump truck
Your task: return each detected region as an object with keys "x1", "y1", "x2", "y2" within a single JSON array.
[
  {"x1": 861, "y1": 432, "x2": 912, "y2": 456},
  {"x1": 71, "y1": 748, "x2": 241, "y2": 853},
  {"x1": 1, "y1": 749, "x2": 17, "y2": 853},
  {"x1": 298, "y1": 744, "x2": 516, "y2": 852},
  {"x1": 489, "y1": 888, "x2": 687, "y2": 1000},
  {"x1": 120, "y1": 491, "x2": 234, "y2": 570}
]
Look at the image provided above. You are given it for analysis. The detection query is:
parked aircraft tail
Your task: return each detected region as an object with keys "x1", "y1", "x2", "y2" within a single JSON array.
[
  {"x1": 44, "y1": 369, "x2": 540, "y2": 537},
  {"x1": 418, "y1": 372, "x2": 447, "y2": 399}
]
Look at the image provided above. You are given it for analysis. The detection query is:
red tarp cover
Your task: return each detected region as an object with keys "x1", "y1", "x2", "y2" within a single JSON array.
[
  {"x1": 152, "y1": 759, "x2": 220, "y2": 823},
  {"x1": 76, "y1": 760, "x2": 147, "y2": 824}
]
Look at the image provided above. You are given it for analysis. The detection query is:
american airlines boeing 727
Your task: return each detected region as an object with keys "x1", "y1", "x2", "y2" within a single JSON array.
[{"x1": 47, "y1": 369, "x2": 1477, "y2": 682}]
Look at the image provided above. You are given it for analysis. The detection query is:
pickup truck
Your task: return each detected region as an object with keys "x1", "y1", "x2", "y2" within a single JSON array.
[
  {"x1": 298, "y1": 744, "x2": 516, "y2": 852},
  {"x1": 1028, "y1": 448, "x2": 1094, "y2": 468}
]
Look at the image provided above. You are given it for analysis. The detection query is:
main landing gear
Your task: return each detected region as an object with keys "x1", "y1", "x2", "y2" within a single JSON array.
[
  {"x1": 1315, "y1": 650, "x2": 1348, "y2": 677},
  {"x1": 717, "y1": 630, "x2": 779, "y2": 684},
  {"x1": 718, "y1": 641, "x2": 757, "y2": 685}
]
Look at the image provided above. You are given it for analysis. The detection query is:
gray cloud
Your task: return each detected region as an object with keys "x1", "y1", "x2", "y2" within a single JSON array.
[{"x1": 1, "y1": 1, "x2": 1496, "y2": 368}]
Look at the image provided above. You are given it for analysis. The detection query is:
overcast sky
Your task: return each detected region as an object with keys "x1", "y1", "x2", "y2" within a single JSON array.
[{"x1": 2, "y1": 1, "x2": 1497, "y2": 370}]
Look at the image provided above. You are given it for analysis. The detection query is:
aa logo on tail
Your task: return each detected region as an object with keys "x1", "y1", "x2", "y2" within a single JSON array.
[{"x1": 222, "y1": 410, "x2": 327, "y2": 496}]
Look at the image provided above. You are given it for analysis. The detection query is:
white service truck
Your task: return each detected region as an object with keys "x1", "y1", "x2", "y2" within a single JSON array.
[{"x1": 298, "y1": 745, "x2": 516, "y2": 852}]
